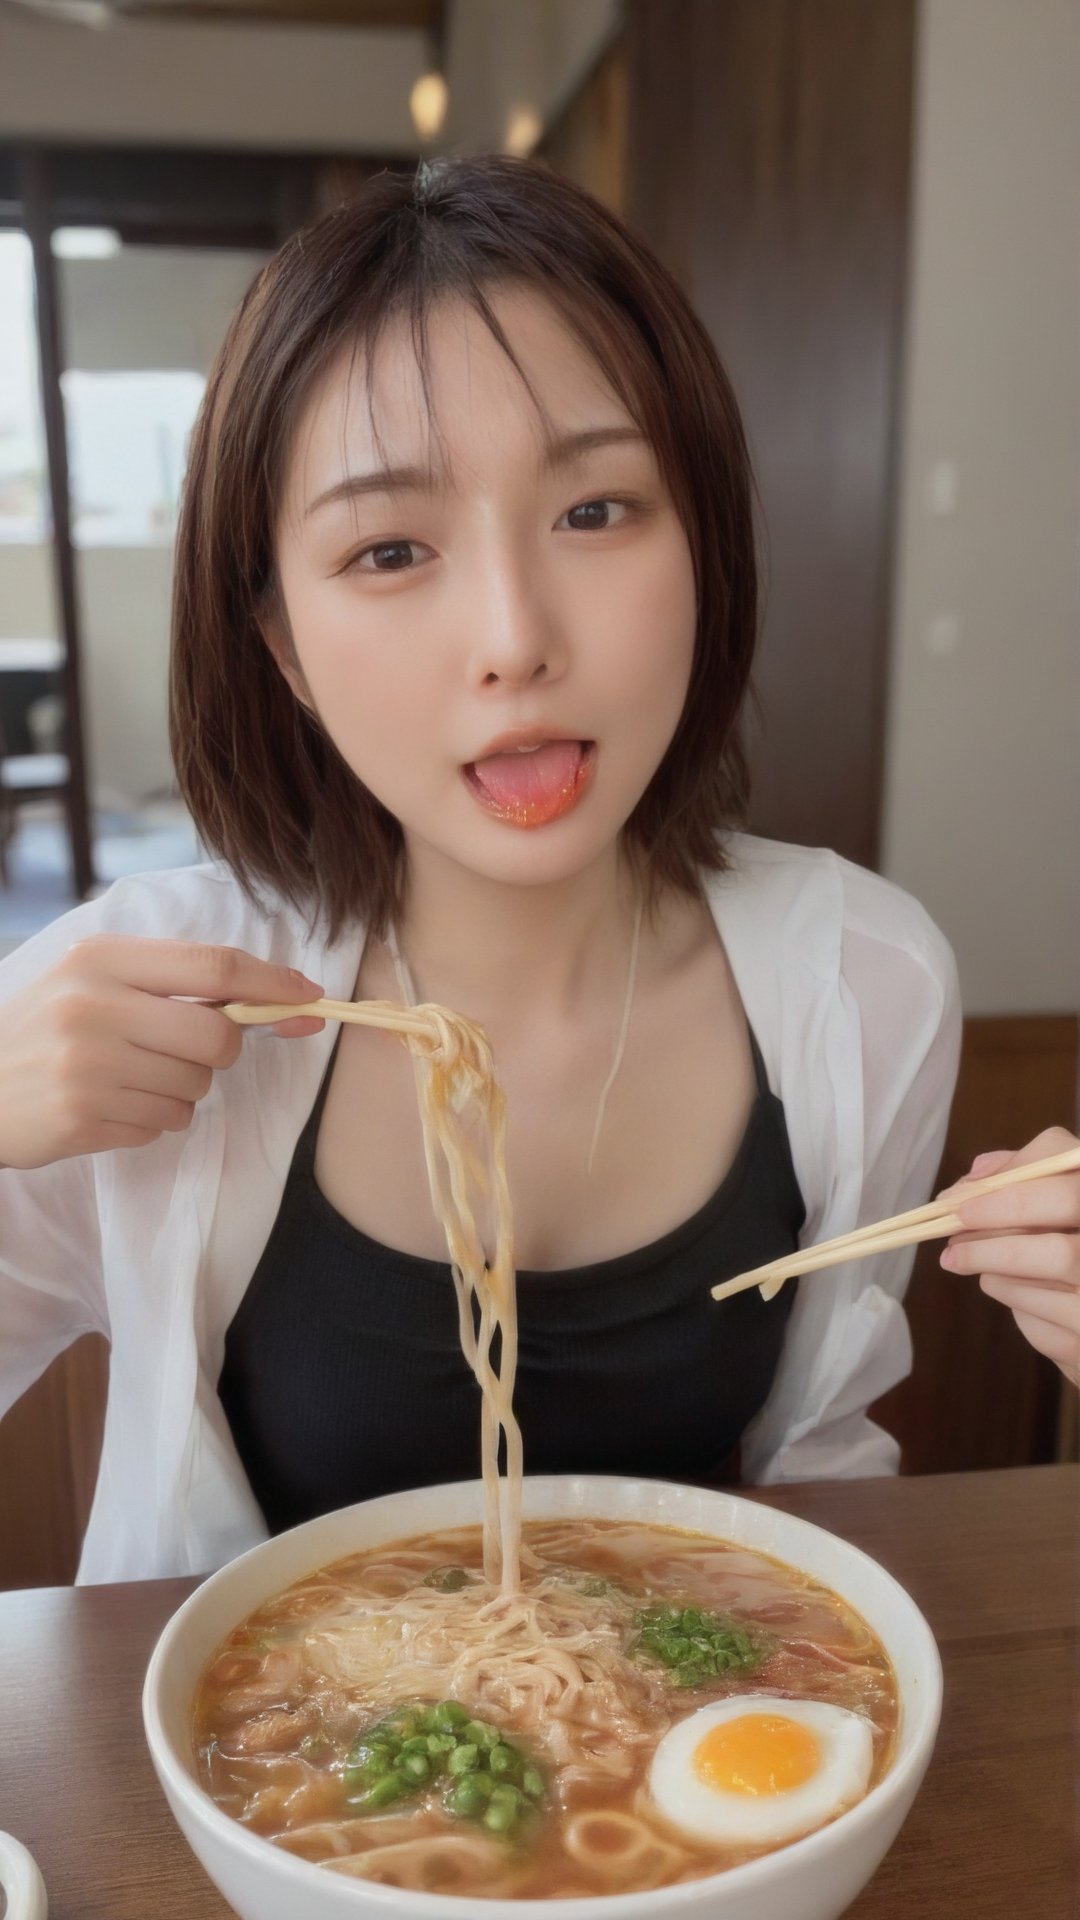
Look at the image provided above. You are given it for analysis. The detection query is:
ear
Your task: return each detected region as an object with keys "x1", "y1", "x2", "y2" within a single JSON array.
[{"x1": 260, "y1": 609, "x2": 315, "y2": 714}]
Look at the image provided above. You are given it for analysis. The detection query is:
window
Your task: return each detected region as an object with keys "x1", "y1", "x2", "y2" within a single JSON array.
[
  {"x1": 61, "y1": 368, "x2": 206, "y2": 548},
  {"x1": 0, "y1": 232, "x2": 49, "y2": 544}
]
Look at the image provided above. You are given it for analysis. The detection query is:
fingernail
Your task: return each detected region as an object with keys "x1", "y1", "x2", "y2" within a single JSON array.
[
  {"x1": 289, "y1": 969, "x2": 323, "y2": 992},
  {"x1": 970, "y1": 1153, "x2": 1000, "y2": 1174},
  {"x1": 940, "y1": 1247, "x2": 959, "y2": 1270}
]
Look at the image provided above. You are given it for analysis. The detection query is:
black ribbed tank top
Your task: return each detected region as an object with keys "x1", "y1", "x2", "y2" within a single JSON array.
[{"x1": 218, "y1": 1029, "x2": 805, "y2": 1534}]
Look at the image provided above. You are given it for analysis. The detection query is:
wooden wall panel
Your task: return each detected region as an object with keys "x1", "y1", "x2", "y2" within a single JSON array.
[
  {"x1": 0, "y1": 1334, "x2": 108, "y2": 1589},
  {"x1": 623, "y1": 0, "x2": 916, "y2": 868},
  {"x1": 872, "y1": 1015, "x2": 1079, "y2": 1473},
  {"x1": 540, "y1": 41, "x2": 628, "y2": 214}
]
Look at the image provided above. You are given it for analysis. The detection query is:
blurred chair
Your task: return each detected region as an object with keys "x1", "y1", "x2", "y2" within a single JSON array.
[
  {"x1": 0, "y1": 638, "x2": 71, "y2": 888},
  {"x1": 0, "y1": 709, "x2": 71, "y2": 888}
]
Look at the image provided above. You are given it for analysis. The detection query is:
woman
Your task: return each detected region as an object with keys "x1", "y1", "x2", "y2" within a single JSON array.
[{"x1": 0, "y1": 157, "x2": 1075, "y2": 1582}]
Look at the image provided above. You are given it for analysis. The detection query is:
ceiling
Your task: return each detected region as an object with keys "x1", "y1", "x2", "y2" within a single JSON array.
[{"x1": 4, "y1": 0, "x2": 442, "y2": 27}]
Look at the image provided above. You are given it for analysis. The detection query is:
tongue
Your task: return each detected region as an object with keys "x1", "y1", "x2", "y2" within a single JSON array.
[{"x1": 471, "y1": 741, "x2": 584, "y2": 809}]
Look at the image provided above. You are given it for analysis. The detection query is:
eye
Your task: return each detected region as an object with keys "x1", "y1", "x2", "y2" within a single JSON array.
[
  {"x1": 558, "y1": 497, "x2": 635, "y2": 533},
  {"x1": 346, "y1": 539, "x2": 433, "y2": 575}
]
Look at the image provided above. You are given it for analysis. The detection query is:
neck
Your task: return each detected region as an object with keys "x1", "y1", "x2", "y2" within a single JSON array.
[{"x1": 394, "y1": 840, "x2": 641, "y2": 1027}]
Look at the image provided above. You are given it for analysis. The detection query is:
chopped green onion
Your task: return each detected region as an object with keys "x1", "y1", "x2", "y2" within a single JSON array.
[
  {"x1": 346, "y1": 1701, "x2": 544, "y2": 1836},
  {"x1": 633, "y1": 1603, "x2": 769, "y2": 1686},
  {"x1": 446, "y1": 1775, "x2": 487, "y2": 1818},
  {"x1": 423, "y1": 1565, "x2": 475, "y2": 1592},
  {"x1": 483, "y1": 1800, "x2": 516, "y2": 1833},
  {"x1": 431, "y1": 1700, "x2": 469, "y2": 1731},
  {"x1": 352, "y1": 1770, "x2": 408, "y2": 1810}
]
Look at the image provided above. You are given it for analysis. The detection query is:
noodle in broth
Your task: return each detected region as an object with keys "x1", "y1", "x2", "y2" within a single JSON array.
[{"x1": 194, "y1": 1519, "x2": 899, "y2": 1898}]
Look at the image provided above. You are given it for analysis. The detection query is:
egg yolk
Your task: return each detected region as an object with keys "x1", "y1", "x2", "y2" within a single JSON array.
[{"x1": 693, "y1": 1714, "x2": 822, "y2": 1797}]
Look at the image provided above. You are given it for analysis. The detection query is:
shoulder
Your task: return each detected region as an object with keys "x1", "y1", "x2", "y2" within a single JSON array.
[
  {"x1": 0, "y1": 861, "x2": 330, "y2": 1000},
  {"x1": 88, "y1": 862, "x2": 313, "y2": 955},
  {"x1": 713, "y1": 832, "x2": 957, "y2": 1002}
]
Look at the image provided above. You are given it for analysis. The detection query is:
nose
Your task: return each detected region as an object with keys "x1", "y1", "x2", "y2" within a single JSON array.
[{"x1": 465, "y1": 546, "x2": 567, "y2": 691}]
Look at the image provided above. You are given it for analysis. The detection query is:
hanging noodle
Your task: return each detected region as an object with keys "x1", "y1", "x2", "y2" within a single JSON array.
[{"x1": 223, "y1": 994, "x2": 523, "y2": 1592}]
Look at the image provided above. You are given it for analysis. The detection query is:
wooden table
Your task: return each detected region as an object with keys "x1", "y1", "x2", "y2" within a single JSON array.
[{"x1": 1, "y1": 1466, "x2": 1075, "y2": 1918}]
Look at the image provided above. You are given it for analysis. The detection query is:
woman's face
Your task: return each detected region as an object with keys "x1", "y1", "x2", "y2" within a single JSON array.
[{"x1": 273, "y1": 287, "x2": 697, "y2": 894}]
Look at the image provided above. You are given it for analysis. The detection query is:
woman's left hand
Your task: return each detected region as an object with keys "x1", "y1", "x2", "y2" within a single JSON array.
[{"x1": 938, "y1": 1127, "x2": 1080, "y2": 1383}]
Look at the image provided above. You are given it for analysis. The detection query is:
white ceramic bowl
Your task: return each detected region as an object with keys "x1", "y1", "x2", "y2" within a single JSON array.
[{"x1": 143, "y1": 1475, "x2": 941, "y2": 1920}]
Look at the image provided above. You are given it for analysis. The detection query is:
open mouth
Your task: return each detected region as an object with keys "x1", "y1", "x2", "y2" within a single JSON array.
[{"x1": 462, "y1": 740, "x2": 596, "y2": 828}]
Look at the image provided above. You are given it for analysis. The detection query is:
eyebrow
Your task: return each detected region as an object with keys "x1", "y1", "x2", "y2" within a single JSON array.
[{"x1": 304, "y1": 425, "x2": 648, "y2": 518}]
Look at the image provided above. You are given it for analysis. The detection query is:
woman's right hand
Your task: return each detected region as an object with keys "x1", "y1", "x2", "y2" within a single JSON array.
[{"x1": 0, "y1": 937, "x2": 326, "y2": 1170}]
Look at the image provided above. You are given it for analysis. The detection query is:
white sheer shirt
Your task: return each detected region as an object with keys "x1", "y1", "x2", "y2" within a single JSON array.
[{"x1": 0, "y1": 833, "x2": 961, "y2": 1582}]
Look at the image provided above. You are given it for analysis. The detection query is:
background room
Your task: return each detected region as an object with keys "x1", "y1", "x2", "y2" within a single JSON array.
[{"x1": 0, "y1": 0, "x2": 1076, "y2": 1588}]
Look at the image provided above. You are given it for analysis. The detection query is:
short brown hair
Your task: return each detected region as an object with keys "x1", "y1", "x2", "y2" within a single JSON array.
[{"x1": 171, "y1": 155, "x2": 759, "y2": 940}]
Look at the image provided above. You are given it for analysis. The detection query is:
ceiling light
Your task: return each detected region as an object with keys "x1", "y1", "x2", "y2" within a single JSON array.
[
  {"x1": 51, "y1": 227, "x2": 122, "y2": 260},
  {"x1": 504, "y1": 106, "x2": 542, "y2": 158},
  {"x1": 410, "y1": 71, "x2": 449, "y2": 144}
]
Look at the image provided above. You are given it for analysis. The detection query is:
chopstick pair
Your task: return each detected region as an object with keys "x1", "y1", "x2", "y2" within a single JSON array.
[
  {"x1": 225, "y1": 998, "x2": 1080, "y2": 1310},
  {"x1": 711, "y1": 1143, "x2": 1080, "y2": 1303}
]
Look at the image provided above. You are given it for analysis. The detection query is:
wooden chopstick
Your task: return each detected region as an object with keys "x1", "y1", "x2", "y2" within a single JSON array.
[
  {"x1": 221, "y1": 997, "x2": 432, "y2": 1037},
  {"x1": 711, "y1": 1142, "x2": 1080, "y2": 1303},
  {"x1": 223, "y1": 1003, "x2": 1079, "y2": 1305}
]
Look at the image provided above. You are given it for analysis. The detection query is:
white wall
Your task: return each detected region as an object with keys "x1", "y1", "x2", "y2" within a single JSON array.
[
  {"x1": 882, "y1": 0, "x2": 1080, "y2": 1014},
  {"x1": 59, "y1": 248, "x2": 265, "y2": 372},
  {"x1": 0, "y1": 8, "x2": 424, "y2": 151}
]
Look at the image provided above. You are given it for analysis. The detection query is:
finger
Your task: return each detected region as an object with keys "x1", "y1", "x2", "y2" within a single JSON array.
[
  {"x1": 979, "y1": 1276, "x2": 1080, "y2": 1375},
  {"x1": 943, "y1": 1149, "x2": 1014, "y2": 1190},
  {"x1": 87, "y1": 1122, "x2": 166, "y2": 1154},
  {"x1": 268, "y1": 1016, "x2": 326, "y2": 1040},
  {"x1": 946, "y1": 1172, "x2": 1080, "y2": 1234},
  {"x1": 117, "y1": 1042, "x2": 214, "y2": 1105},
  {"x1": 121, "y1": 993, "x2": 246, "y2": 1072},
  {"x1": 68, "y1": 936, "x2": 324, "y2": 1008},
  {"x1": 122, "y1": 997, "x2": 324, "y2": 1072},
  {"x1": 100, "y1": 1090, "x2": 196, "y2": 1135},
  {"x1": 937, "y1": 1129, "x2": 1080, "y2": 1201},
  {"x1": 941, "y1": 1232, "x2": 1079, "y2": 1288}
]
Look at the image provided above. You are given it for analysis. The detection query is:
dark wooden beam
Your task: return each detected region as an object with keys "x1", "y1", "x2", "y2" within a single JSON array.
[
  {"x1": 16, "y1": 148, "x2": 96, "y2": 901},
  {"x1": 0, "y1": 141, "x2": 413, "y2": 247}
]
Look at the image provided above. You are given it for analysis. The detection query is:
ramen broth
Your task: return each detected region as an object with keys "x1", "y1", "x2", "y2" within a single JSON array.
[{"x1": 193, "y1": 1518, "x2": 899, "y2": 1899}]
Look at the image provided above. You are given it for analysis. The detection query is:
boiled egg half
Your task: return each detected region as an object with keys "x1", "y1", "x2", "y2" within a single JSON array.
[{"x1": 649, "y1": 1695, "x2": 875, "y2": 1847}]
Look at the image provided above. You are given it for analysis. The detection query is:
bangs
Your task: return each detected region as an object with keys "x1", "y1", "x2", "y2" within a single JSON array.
[{"x1": 283, "y1": 265, "x2": 670, "y2": 560}]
